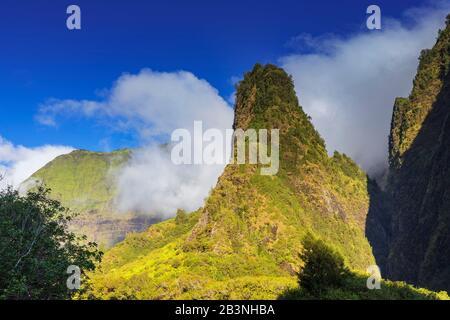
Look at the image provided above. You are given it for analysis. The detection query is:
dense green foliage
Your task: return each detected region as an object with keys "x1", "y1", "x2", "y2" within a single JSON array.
[
  {"x1": 298, "y1": 234, "x2": 350, "y2": 295},
  {"x1": 281, "y1": 236, "x2": 449, "y2": 300},
  {"x1": 0, "y1": 186, "x2": 102, "y2": 299}
]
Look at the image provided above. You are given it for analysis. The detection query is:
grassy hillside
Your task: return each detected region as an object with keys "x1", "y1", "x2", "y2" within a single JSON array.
[
  {"x1": 21, "y1": 149, "x2": 156, "y2": 248},
  {"x1": 83, "y1": 64, "x2": 378, "y2": 299},
  {"x1": 24, "y1": 149, "x2": 129, "y2": 210}
]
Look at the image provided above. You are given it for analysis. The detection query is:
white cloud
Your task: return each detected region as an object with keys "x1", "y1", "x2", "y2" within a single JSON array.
[
  {"x1": 37, "y1": 69, "x2": 234, "y2": 217},
  {"x1": 281, "y1": 2, "x2": 450, "y2": 175},
  {"x1": 0, "y1": 136, "x2": 73, "y2": 190},
  {"x1": 115, "y1": 145, "x2": 225, "y2": 218},
  {"x1": 37, "y1": 69, "x2": 233, "y2": 138}
]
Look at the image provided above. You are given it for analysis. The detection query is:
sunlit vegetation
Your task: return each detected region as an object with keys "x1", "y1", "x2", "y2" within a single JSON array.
[
  {"x1": 83, "y1": 64, "x2": 378, "y2": 299},
  {"x1": 280, "y1": 235, "x2": 449, "y2": 300}
]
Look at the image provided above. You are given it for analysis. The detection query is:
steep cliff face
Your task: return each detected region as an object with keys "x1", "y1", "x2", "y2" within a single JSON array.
[
  {"x1": 21, "y1": 149, "x2": 156, "y2": 248},
  {"x1": 385, "y1": 16, "x2": 450, "y2": 290},
  {"x1": 86, "y1": 64, "x2": 375, "y2": 299}
]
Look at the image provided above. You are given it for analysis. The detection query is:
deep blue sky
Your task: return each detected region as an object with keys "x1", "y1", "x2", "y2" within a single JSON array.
[{"x1": 0, "y1": 0, "x2": 427, "y2": 151}]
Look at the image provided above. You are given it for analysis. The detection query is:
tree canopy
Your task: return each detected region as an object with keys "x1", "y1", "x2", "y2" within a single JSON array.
[{"x1": 0, "y1": 185, "x2": 102, "y2": 299}]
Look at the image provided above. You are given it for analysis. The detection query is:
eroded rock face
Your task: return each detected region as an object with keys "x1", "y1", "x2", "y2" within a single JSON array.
[
  {"x1": 381, "y1": 16, "x2": 450, "y2": 291},
  {"x1": 70, "y1": 213, "x2": 158, "y2": 248}
]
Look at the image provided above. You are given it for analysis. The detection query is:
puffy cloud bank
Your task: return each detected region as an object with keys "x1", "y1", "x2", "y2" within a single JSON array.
[
  {"x1": 38, "y1": 70, "x2": 234, "y2": 217},
  {"x1": 0, "y1": 136, "x2": 73, "y2": 190},
  {"x1": 115, "y1": 145, "x2": 225, "y2": 219},
  {"x1": 281, "y1": 2, "x2": 450, "y2": 174},
  {"x1": 37, "y1": 70, "x2": 232, "y2": 138}
]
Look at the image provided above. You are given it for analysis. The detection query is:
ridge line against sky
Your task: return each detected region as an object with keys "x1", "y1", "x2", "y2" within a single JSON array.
[
  {"x1": 1, "y1": 0, "x2": 449, "y2": 215},
  {"x1": 34, "y1": 1, "x2": 449, "y2": 173}
]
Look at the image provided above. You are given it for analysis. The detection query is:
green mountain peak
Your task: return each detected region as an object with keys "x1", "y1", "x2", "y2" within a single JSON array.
[
  {"x1": 84, "y1": 64, "x2": 376, "y2": 299},
  {"x1": 21, "y1": 148, "x2": 156, "y2": 248},
  {"x1": 234, "y1": 64, "x2": 327, "y2": 172}
]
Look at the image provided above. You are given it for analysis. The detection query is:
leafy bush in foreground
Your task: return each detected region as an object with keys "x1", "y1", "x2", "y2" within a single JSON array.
[
  {"x1": 0, "y1": 186, "x2": 102, "y2": 300},
  {"x1": 280, "y1": 235, "x2": 449, "y2": 300},
  {"x1": 298, "y1": 233, "x2": 350, "y2": 296}
]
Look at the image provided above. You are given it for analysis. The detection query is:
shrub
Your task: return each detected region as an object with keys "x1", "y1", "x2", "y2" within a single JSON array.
[
  {"x1": 175, "y1": 209, "x2": 188, "y2": 225},
  {"x1": 298, "y1": 233, "x2": 350, "y2": 296}
]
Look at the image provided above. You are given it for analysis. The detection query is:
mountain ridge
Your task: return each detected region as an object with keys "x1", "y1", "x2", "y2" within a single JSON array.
[
  {"x1": 21, "y1": 148, "x2": 157, "y2": 248},
  {"x1": 83, "y1": 64, "x2": 377, "y2": 299},
  {"x1": 375, "y1": 15, "x2": 450, "y2": 291}
]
